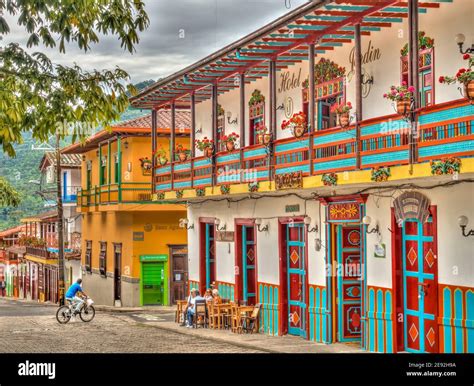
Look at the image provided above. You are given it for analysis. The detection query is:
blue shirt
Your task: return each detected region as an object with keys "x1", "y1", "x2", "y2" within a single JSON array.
[{"x1": 66, "y1": 283, "x2": 82, "y2": 298}]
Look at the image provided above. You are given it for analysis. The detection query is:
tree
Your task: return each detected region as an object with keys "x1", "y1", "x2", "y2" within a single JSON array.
[
  {"x1": 0, "y1": 0, "x2": 150, "y2": 156},
  {"x1": 0, "y1": 176, "x2": 20, "y2": 207}
]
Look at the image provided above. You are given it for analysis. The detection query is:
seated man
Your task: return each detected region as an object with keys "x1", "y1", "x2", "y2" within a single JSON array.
[
  {"x1": 186, "y1": 289, "x2": 205, "y2": 328},
  {"x1": 65, "y1": 278, "x2": 86, "y2": 314}
]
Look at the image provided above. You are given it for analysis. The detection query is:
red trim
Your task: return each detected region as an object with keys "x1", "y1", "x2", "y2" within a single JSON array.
[
  {"x1": 234, "y1": 218, "x2": 257, "y2": 304},
  {"x1": 199, "y1": 217, "x2": 216, "y2": 294},
  {"x1": 318, "y1": 194, "x2": 368, "y2": 205}
]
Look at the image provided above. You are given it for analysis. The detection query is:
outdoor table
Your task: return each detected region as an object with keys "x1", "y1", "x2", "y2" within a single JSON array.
[{"x1": 214, "y1": 303, "x2": 232, "y2": 329}]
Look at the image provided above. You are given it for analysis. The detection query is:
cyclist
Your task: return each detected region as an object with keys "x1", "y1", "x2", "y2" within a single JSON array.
[{"x1": 65, "y1": 278, "x2": 86, "y2": 315}]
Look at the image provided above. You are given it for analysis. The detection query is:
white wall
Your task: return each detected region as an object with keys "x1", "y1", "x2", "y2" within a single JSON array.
[
  {"x1": 187, "y1": 181, "x2": 474, "y2": 290},
  {"x1": 193, "y1": 0, "x2": 473, "y2": 145}
]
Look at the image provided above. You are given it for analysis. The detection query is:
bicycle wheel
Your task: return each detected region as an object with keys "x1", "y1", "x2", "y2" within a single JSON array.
[
  {"x1": 80, "y1": 305, "x2": 95, "y2": 322},
  {"x1": 56, "y1": 306, "x2": 72, "y2": 324}
]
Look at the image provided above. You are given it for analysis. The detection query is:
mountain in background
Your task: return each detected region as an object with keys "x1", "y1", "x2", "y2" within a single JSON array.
[{"x1": 0, "y1": 80, "x2": 154, "y2": 231}]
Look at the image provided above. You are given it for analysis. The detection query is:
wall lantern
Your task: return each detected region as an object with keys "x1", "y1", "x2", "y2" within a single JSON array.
[
  {"x1": 214, "y1": 218, "x2": 227, "y2": 232},
  {"x1": 255, "y1": 218, "x2": 269, "y2": 233},
  {"x1": 226, "y1": 111, "x2": 238, "y2": 125},
  {"x1": 180, "y1": 218, "x2": 194, "y2": 230},
  {"x1": 362, "y1": 216, "x2": 380, "y2": 236},
  {"x1": 455, "y1": 33, "x2": 473, "y2": 55},
  {"x1": 304, "y1": 216, "x2": 318, "y2": 233},
  {"x1": 123, "y1": 140, "x2": 129, "y2": 150},
  {"x1": 458, "y1": 216, "x2": 474, "y2": 237},
  {"x1": 82, "y1": 155, "x2": 86, "y2": 161}
]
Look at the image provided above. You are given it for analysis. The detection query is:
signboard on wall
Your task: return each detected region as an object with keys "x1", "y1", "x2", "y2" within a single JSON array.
[
  {"x1": 275, "y1": 171, "x2": 303, "y2": 190},
  {"x1": 140, "y1": 254, "x2": 168, "y2": 262},
  {"x1": 216, "y1": 231, "x2": 234, "y2": 242},
  {"x1": 133, "y1": 232, "x2": 144, "y2": 241},
  {"x1": 393, "y1": 191, "x2": 430, "y2": 224}
]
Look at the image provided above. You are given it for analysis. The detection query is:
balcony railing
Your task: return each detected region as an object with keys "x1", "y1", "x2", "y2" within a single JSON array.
[
  {"x1": 25, "y1": 246, "x2": 51, "y2": 259},
  {"x1": 153, "y1": 99, "x2": 474, "y2": 193},
  {"x1": 77, "y1": 182, "x2": 152, "y2": 207},
  {"x1": 62, "y1": 186, "x2": 80, "y2": 203}
]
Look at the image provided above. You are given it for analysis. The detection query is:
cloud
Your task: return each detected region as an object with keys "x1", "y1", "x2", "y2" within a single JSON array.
[{"x1": 3, "y1": 0, "x2": 308, "y2": 82}]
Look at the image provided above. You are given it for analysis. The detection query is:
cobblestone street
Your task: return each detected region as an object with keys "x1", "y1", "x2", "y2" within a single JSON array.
[{"x1": 0, "y1": 299, "x2": 262, "y2": 353}]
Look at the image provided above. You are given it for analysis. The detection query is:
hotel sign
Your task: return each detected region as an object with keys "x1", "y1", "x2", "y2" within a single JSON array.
[
  {"x1": 216, "y1": 231, "x2": 234, "y2": 242},
  {"x1": 393, "y1": 192, "x2": 430, "y2": 224}
]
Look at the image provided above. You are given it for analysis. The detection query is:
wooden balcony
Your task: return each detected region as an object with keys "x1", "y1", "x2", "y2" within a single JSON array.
[
  {"x1": 153, "y1": 99, "x2": 474, "y2": 194},
  {"x1": 77, "y1": 182, "x2": 152, "y2": 208}
]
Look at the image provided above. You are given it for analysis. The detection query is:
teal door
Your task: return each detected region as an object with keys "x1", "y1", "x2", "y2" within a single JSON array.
[
  {"x1": 242, "y1": 225, "x2": 256, "y2": 305},
  {"x1": 142, "y1": 262, "x2": 165, "y2": 305},
  {"x1": 205, "y1": 223, "x2": 215, "y2": 289},
  {"x1": 287, "y1": 223, "x2": 307, "y2": 337},
  {"x1": 336, "y1": 225, "x2": 362, "y2": 342}
]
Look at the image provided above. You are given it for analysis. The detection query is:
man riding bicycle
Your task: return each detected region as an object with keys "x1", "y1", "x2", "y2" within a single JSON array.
[{"x1": 65, "y1": 278, "x2": 87, "y2": 314}]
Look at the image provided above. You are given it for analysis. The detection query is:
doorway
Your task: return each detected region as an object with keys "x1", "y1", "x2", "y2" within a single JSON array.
[
  {"x1": 235, "y1": 220, "x2": 257, "y2": 306},
  {"x1": 113, "y1": 243, "x2": 122, "y2": 302},
  {"x1": 279, "y1": 218, "x2": 308, "y2": 338},
  {"x1": 394, "y1": 208, "x2": 438, "y2": 353},
  {"x1": 199, "y1": 219, "x2": 216, "y2": 294},
  {"x1": 169, "y1": 244, "x2": 188, "y2": 304},
  {"x1": 141, "y1": 262, "x2": 165, "y2": 305}
]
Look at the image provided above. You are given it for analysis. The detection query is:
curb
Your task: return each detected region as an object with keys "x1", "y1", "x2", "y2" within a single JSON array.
[
  {"x1": 133, "y1": 321, "x2": 277, "y2": 353},
  {"x1": 0, "y1": 297, "x2": 57, "y2": 307},
  {"x1": 95, "y1": 306, "x2": 175, "y2": 313}
]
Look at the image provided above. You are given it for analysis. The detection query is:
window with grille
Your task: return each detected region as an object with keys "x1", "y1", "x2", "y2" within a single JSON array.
[
  {"x1": 85, "y1": 240, "x2": 92, "y2": 273},
  {"x1": 99, "y1": 241, "x2": 107, "y2": 277}
]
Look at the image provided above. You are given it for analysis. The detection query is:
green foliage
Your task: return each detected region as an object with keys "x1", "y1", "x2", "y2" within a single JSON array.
[
  {"x1": 0, "y1": 176, "x2": 20, "y2": 207},
  {"x1": 0, "y1": 0, "x2": 150, "y2": 156}
]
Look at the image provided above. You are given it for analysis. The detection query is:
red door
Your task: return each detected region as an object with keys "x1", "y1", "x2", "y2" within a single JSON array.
[{"x1": 402, "y1": 212, "x2": 438, "y2": 353}]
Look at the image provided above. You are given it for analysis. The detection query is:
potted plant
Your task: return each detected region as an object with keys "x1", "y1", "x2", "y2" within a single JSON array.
[
  {"x1": 248, "y1": 181, "x2": 259, "y2": 192},
  {"x1": 222, "y1": 132, "x2": 239, "y2": 152},
  {"x1": 400, "y1": 31, "x2": 434, "y2": 56},
  {"x1": 430, "y1": 157, "x2": 461, "y2": 175},
  {"x1": 439, "y1": 54, "x2": 474, "y2": 101},
  {"x1": 322, "y1": 172, "x2": 338, "y2": 186},
  {"x1": 195, "y1": 188, "x2": 206, "y2": 197},
  {"x1": 154, "y1": 146, "x2": 168, "y2": 166},
  {"x1": 330, "y1": 101, "x2": 352, "y2": 127},
  {"x1": 175, "y1": 144, "x2": 188, "y2": 162},
  {"x1": 314, "y1": 58, "x2": 345, "y2": 84},
  {"x1": 383, "y1": 82, "x2": 415, "y2": 115},
  {"x1": 139, "y1": 157, "x2": 153, "y2": 175},
  {"x1": 195, "y1": 137, "x2": 214, "y2": 158},
  {"x1": 371, "y1": 166, "x2": 391, "y2": 182},
  {"x1": 281, "y1": 111, "x2": 307, "y2": 138}
]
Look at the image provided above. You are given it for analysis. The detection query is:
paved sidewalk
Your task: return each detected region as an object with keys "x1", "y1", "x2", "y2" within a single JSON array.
[{"x1": 127, "y1": 310, "x2": 363, "y2": 354}]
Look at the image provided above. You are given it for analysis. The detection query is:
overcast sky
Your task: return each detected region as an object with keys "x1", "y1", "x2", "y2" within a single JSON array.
[{"x1": 6, "y1": 0, "x2": 309, "y2": 83}]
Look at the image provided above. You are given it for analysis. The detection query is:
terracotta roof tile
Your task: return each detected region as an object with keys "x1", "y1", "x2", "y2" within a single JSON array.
[{"x1": 114, "y1": 110, "x2": 190, "y2": 130}]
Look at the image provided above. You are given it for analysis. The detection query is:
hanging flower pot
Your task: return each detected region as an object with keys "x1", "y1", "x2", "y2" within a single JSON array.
[
  {"x1": 178, "y1": 152, "x2": 187, "y2": 162},
  {"x1": 293, "y1": 124, "x2": 305, "y2": 138},
  {"x1": 396, "y1": 99, "x2": 411, "y2": 115},
  {"x1": 257, "y1": 133, "x2": 264, "y2": 144},
  {"x1": 226, "y1": 141, "x2": 235, "y2": 152},
  {"x1": 158, "y1": 157, "x2": 168, "y2": 166},
  {"x1": 263, "y1": 132, "x2": 272, "y2": 145},
  {"x1": 205, "y1": 148, "x2": 213, "y2": 158},
  {"x1": 338, "y1": 112, "x2": 350, "y2": 128},
  {"x1": 464, "y1": 80, "x2": 474, "y2": 101}
]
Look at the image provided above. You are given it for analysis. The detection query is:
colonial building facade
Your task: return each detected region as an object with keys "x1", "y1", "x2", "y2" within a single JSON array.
[
  {"x1": 63, "y1": 112, "x2": 190, "y2": 307},
  {"x1": 131, "y1": 0, "x2": 473, "y2": 353}
]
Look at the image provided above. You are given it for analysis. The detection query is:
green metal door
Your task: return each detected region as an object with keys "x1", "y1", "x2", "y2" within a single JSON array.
[{"x1": 142, "y1": 262, "x2": 165, "y2": 305}]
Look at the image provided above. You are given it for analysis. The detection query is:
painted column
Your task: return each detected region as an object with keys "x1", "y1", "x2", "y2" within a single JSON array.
[
  {"x1": 269, "y1": 59, "x2": 277, "y2": 140},
  {"x1": 117, "y1": 136, "x2": 122, "y2": 202},
  {"x1": 308, "y1": 42, "x2": 316, "y2": 175},
  {"x1": 190, "y1": 93, "x2": 196, "y2": 159},
  {"x1": 211, "y1": 83, "x2": 218, "y2": 185},
  {"x1": 151, "y1": 109, "x2": 157, "y2": 194},
  {"x1": 239, "y1": 72, "x2": 246, "y2": 148},
  {"x1": 354, "y1": 23, "x2": 362, "y2": 170},
  {"x1": 408, "y1": 0, "x2": 419, "y2": 164},
  {"x1": 170, "y1": 102, "x2": 176, "y2": 190}
]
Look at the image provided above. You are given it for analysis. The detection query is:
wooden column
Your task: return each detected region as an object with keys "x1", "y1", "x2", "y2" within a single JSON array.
[
  {"x1": 269, "y1": 59, "x2": 277, "y2": 140},
  {"x1": 354, "y1": 23, "x2": 363, "y2": 169},
  {"x1": 190, "y1": 93, "x2": 196, "y2": 159},
  {"x1": 170, "y1": 102, "x2": 176, "y2": 189},
  {"x1": 308, "y1": 42, "x2": 316, "y2": 175},
  {"x1": 408, "y1": 0, "x2": 419, "y2": 164},
  {"x1": 211, "y1": 83, "x2": 218, "y2": 185},
  {"x1": 151, "y1": 109, "x2": 157, "y2": 194},
  {"x1": 239, "y1": 72, "x2": 246, "y2": 148}
]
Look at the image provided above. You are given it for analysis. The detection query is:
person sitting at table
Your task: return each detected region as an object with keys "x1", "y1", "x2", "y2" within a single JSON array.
[
  {"x1": 204, "y1": 288, "x2": 213, "y2": 303},
  {"x1": 212, "y1": 289, "x2": 222, "y2": 305},
  {"x1": 182, "y1": 288, "x2": 197, "y2": 327},
  {"x1": 186, "y1": 289, "x2": 205, "y2": 328}
]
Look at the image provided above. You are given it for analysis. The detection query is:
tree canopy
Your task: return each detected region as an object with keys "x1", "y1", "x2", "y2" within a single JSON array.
[
  {"x1": 0, "y1": 176, "x2": 20, "y2": 207},
  {"x1": 0, "y1": 0, "x2": 150, "y2": 156}
]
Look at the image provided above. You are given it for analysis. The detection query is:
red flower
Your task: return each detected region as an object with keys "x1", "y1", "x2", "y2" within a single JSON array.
[
  {"x1": 438, "y1": 76, "x2": 445, "y2": 83},
  {"x1": 463, "y1": 53, "x2": 471, "y2": 60}
]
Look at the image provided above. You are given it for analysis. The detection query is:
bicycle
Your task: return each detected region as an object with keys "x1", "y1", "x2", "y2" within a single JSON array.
[{"x1": 56, "y1": 296, "x2": 95, "y2": 324}]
